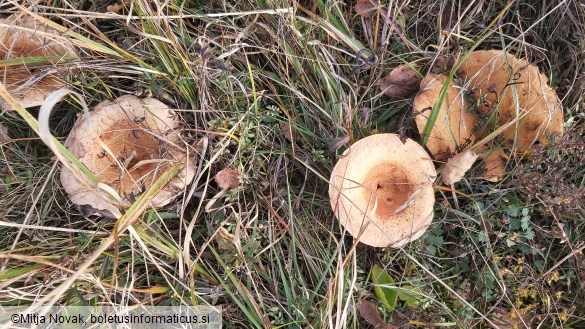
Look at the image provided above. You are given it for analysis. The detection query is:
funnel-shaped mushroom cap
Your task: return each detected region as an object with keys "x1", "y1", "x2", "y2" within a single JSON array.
[
  {"x1": 61, "y1": 95, "x2": 196, "y2": 217},
  {"x1": 0, "y1": 15, "x2": 78, "y2": 109},
  {"x1": 329, "y1": 134, "x2": 436, "y2": 248},
  {"x1": 459, "y1": 50, "x2": 563, "y2": 152},
  {"x1": 413, "y1": 73, "x2": 477, "y2": 161}
]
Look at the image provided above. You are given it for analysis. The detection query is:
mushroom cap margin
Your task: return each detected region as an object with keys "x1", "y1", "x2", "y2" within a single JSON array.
[{"x1": 60, "y1": 95, "x2": 196, "y2": 216}]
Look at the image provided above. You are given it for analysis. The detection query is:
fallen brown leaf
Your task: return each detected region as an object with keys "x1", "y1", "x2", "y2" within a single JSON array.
[
  {"x1": 354, "y1": 0, "x2": 380, "y2": 18},
  {"x1": 357, "y1": 299, "x2": 396, "y2": 329},
  {"x1": 279, "y1": 122, "x2": 296, "y2": 143},
  {"x1": 490, "y1": 307, "x2": 532, "y2": 329},
  {"x1": 215, "y1": 167, "x2": 240, "y2": 190},
  {"x1": 107, "y1": 1, "x2": 125, "y2": 14},
  {"x1": 327, "y1": 136, "x2": 349, "y2": 152},
  {"x1": 377, "y1": 64, "x2": 421, "y2": 98}
]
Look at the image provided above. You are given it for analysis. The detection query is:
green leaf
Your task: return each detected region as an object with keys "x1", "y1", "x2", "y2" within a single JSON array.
[
  {"x1": 397, "y1": 285, "x2": 423, "y2": 308},
  {"x1": 371, "y1": 265, "x2": 397, "y2": 310}
]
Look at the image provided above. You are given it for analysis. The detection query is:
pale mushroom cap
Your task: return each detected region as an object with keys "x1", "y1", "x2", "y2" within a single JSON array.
[
  {"x1": 413, "y1": 73, "x2": 477, "y2": 161},
  {"x1": 60, "y1": 95, "x2": 196, "y2": 216},
  {"x1": 459, "y1": 50, "x2": 564, "y2": 152},
  {"x1": 329, "y1": 134, "x2": 436, "y2": 248},
  {"x1": 0, "y1": 15, "x2": 78, "y2": 109}
]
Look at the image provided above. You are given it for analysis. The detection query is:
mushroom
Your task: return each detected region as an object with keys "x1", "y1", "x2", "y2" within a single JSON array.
[
  {"x1": 458, "y1": 50, "x2": 563, "y2": 153},
  {"x1": 329, "y1": 133, "x2": 436, "y2": 248},
  {"x1": 60, "y1": 95, "x2": 196, "y2": 217},
  {"x1": 0, "y1": 15, "x2": 77, "y2": 110},
  {"x1": 413, "y1": 73, "x2": 477, "y2": 161}
]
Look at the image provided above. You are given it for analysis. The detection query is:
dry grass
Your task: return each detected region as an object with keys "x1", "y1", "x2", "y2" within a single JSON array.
[{"x1": 1, "y1": 0, "x2": 584, "y2": 328}]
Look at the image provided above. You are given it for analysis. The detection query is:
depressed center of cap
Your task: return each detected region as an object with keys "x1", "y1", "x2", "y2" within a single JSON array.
[{"x1": 362, "y1": 163, "x2": 413, "y2": 218}]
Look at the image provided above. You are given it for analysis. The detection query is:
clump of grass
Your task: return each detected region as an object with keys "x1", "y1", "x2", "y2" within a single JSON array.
[{"x1": 1, "y1": 0, "x2": 584, "y2": 328}]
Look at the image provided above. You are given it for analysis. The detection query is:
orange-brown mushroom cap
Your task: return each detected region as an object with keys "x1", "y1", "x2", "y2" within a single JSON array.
[
  {"x1": 458, "y1": 50, "x2": 563, "y2": 153},
  {"x1": 0, "y1": 15, "x2": 78, "y2": 110},
  {"x1": 329, "y1": 134, "x2": 436, "y2": 248},
  {"x1": 60, "y1": 95, "x2": 196, "y2": 217},
  {"x1": 413, "y1": 73, "x2": 477, "y2": 161}
]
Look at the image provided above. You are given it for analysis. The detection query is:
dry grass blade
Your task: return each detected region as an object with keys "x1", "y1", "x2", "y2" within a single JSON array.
[
  {"x1": 25, "y1": 162, "x2": 184, "y2": 314},
  {"x1": 0, "y1": 0, "x2": 583, "y2": 327}
]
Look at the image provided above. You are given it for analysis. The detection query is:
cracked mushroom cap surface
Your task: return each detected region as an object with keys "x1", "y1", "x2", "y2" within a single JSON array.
[
  {"x1": 458, "y1": 50, "x2": 563, "y2": 152},
  {"x1": 413, "y1": 73, "x2": 477, "y2": 161},
  {"x1": 0, "y1": 15, "x2": 78, "y2": 109},
  {"x1": 61, "y1": 95, "x2": 196, "y2": 217},
  {"x1": 329, "y1": 133, "x2": 436, "y2": 248}
]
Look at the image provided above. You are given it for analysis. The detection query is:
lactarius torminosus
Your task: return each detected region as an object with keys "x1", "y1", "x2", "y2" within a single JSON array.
[
  {"x1": 458, "y1": 50, "x2": 564, "y2": 153},
  {"x1": 0, "y1": 15, "x2": 78, "y2": 110},
  {"x1": 329, "y1": 134, "x2": 436, "y2": 248},
  {"x1": 413, "y1": 73, "x2": 477, "y2": 161},
  {"x1": 61, "y1": 95, "x2": 196, "y2": 217}
]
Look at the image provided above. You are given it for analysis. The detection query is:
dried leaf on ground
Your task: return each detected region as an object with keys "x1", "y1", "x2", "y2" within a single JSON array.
[
  {"x1": 0, "y1": 15, "x2": 78, "y2": 110},
  {"x1": 279, "y1": 122, "x2": 296, "y2": 142},
  {"x1": 327, "y1": 136, "x2": 349, "y2": 152},
  {"x1": 413, "y1": 73, "x2": 477, "y2": 161},
  {"x1": 377, "y1": 64, "x2": 421, "y2": 98},
  {"x1": 215, "y1": 167, "x2": 240, "y2": 190},
  {"x1": 430, "y1": 55, "x2": 455, "y2": 74},
  {"x1": 357, "y1": 299, "x2": 396, "y2": 329},
  {"x1": 441, "y1": 148, "x2": 479, "y2": 185},
  {"x1": 107, "y1": 1, "x2": 125, "y2": 14},
  {"x1": 478, "y1": 148, "x2": 508, "y2": 182},
  {"x1": 354, "y1": 0, "x2": 380, "y2": 18}
]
